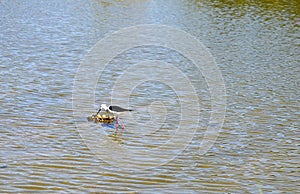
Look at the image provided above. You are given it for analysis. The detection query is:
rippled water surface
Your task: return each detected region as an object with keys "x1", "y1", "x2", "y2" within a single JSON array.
[{"x1": 1, "y1": 0, "x2": 299, "y2": 193}]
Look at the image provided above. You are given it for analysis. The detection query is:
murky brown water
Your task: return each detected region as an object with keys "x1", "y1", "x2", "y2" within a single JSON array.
[{"x1": 1, "y1": 0, "x2": 299, "y2": 193}]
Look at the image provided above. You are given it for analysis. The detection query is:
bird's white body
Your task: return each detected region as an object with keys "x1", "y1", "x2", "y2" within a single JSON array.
[
  {"x1": 100, "y1": 104, "x2": 132, "y2": 115},
  {"x1": 101, "y1": 104, "x2": 112, "y2": 113}
]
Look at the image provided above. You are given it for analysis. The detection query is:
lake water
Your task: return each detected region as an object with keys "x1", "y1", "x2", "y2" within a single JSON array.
[{"x1": 0, "y1": 0, "x2": 299, "y2": 193}]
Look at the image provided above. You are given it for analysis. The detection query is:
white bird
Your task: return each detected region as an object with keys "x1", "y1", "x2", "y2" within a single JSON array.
[{"x1": 99, "y1": 104, "x2": 133, "y2": 131}]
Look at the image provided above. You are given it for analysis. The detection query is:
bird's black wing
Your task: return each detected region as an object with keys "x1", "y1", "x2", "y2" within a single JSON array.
[{"x1": 109, "y1": 105, "x2": 133, "y2": 112}]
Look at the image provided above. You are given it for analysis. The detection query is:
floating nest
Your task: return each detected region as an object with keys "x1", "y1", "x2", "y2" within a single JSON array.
[{"x1": 87, "y1": 111, "x2": 115, "y2": 124}]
